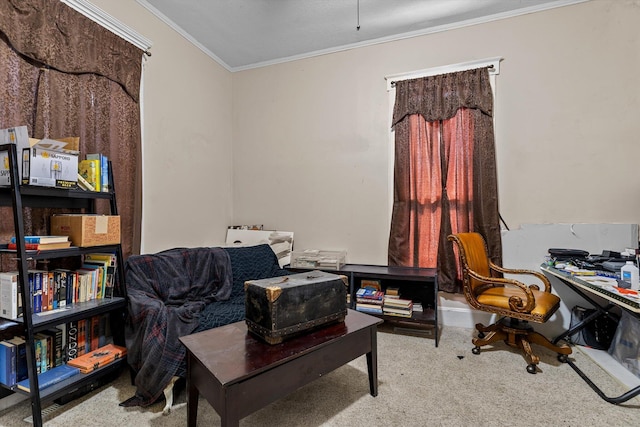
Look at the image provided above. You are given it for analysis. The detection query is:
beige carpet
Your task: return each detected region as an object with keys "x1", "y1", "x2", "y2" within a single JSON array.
[{"x1": 0, "y1": 324, "x2": 638, "y2": 426}]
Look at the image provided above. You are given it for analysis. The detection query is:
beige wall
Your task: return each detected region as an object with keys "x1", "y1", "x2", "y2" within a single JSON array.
[
  {"x1": 91, "y1": 1, "x2": 640, "y2": 263},
  {"x1": 90, "y1": 0, "x2": 234, "y2": 254},
  {"x1": 232, "y1": 0, "x2": 640, "y2": 264}
]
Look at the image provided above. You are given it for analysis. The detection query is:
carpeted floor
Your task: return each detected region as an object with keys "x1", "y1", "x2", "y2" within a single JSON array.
[{"x1": 0, "y1": 324, "x2": 637, "y2": 426}]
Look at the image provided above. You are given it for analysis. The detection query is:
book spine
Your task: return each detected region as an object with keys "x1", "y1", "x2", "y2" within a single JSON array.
[
  {"x1": 15, "y1": 341, "x2": 27, "y2": 382},
  {"x1": 48, "y1": 272, "x2": 55, "y2": 310},
  {"x1": 53, "y1": 329, "x2": 63, "y2": 367},
  {"x1": 34, "y1": 338, "x2": 42, "y2": 374},
  {"x1": 0, "y1": 273, "x2": 18, "y2": 319},
  {"x1": 101, "y1": 155, "x2": 109, "y2": 192},
  {"x1": 41, "y1": 271, "x2": 49, "y2": 312},
  {"x1": 98, "y1": 314, "x2": 108, "y2": 347},
  {"x1": 9, "y1": 343, "x2": 16, "y2": 386},
  {"x1": 90, "y1": 316, "x2": 100, "y2": 351},
  {"x1": 77, "y1": 319, "x2": 87, "y2": 356},
  {"x1": 7, "y1": 243, "x2": 42, "y2": 250},
  {"x1": 0, "y1": 342, "x2": 15, "y2": 387},
  {"x1": 66, "y1": 320, "x2": 79, "y2": 361},
  {"x1": 39, "y1": 335, "x2": 48, "y2": 373},
  {"x1": 31, "y1": 271, "x2": 42, "y2": 314},
  {"x1": 9, "y1": 236, "x2": 41, "y2": 244},
  {"x1": 65, "y1": 271, "x2": 74, "y2": 306},
  {"x1": 56, "y1": 270, "x2": 67, "y2": 308}
]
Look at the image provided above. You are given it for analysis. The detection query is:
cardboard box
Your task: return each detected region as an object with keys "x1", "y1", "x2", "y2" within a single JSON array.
[
  {"x1": 0, "y1": 125, "x2": 79, "y2": 188},
  {"x1": 51, "y1": 215, "x2": 120, "y2": 247}
]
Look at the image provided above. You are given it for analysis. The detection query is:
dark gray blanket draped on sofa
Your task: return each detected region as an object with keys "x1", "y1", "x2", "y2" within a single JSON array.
[{"x1": 123, "y1": 247, "x2": 232, "y2": 407}]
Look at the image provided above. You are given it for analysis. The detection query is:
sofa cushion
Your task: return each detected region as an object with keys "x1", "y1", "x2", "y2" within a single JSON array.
[{"x1": 223, "y1": 243, "x2": 291, "y2": 299}]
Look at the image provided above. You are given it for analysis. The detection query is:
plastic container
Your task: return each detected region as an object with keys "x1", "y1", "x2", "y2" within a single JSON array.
[{"x1": 620, "y1": 261, "x2": 639, "y2": 291}]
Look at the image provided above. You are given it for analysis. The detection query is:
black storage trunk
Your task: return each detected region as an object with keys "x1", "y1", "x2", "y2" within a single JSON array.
[{"x1": 244, "y1": 270, "x2": 348, "y2": 344}]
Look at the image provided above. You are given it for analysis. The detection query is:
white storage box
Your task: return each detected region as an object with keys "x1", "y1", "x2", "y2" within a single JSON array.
[
  {"x1": 0, "y1": 126, "x2": 30, "y2": 186},
  {"x1": 0, "y1": 126, "x2": 79, "y2": 188},
  {"x1": 24, "y1": 138, "x2": 79, "y2": 188},
  {"x1": 290, "y1": 250, "x2": 346, "y2": 270}
]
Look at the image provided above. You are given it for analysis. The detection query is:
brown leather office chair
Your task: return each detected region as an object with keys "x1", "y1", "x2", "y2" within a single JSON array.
[{"x1": 448, "y1": 232, "x2": 571, "y2": 373}]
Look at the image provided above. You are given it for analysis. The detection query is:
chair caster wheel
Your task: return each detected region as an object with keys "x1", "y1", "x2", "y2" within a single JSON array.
[
  {"x1": 472, "y1": 346, "x2": 480, "y2": 355},
  {"x1": 526, "y1": 364, "x2": 537, "y2": 374},
  {"x1": 477, "y1": 332, "x2": 485, "y2": 339},
  {"x1": 558, "y1": 354, "x2": 568, "y2": 363}
]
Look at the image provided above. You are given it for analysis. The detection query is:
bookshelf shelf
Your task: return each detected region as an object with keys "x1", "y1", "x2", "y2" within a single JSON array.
[
  {"x1": 4, "y1": 297, "x2": 127, "y2": 333},
  {"x1": 12, "y1": 357, "x2": 126, "y2": 402},
  {"x1": 288, "y1": 264, "x2": 439, "y2": 346},
  {"x1": 0, "y1": 143, "x2": 126, "y2": 427}
]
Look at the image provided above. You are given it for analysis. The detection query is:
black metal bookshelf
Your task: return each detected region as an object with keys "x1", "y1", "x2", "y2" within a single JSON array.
[{"x1": 0, "y1": 143, "x2": 127, "y2": 427}]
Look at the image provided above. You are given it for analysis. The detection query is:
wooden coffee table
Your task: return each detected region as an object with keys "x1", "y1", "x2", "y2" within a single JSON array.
[{"x1": 179, "y1": 309, "x2": 383, "y2": 427}]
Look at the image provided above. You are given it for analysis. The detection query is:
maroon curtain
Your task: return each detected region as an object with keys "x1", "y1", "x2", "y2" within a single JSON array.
[
  {"x1": 0, "y1": 0, "x2": 142, "y2": 261},
  {"x1": 388, "y1": 67, "x2": 502, "y2": 292}
]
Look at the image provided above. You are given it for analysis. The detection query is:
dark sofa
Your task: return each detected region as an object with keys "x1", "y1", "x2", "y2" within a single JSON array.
[{"x1": 122, "y1": 243, "x2": 290, "y2": 407}]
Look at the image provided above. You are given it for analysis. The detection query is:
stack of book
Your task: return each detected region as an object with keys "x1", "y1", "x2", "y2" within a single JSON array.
[
  {"x1": 355, "y1": 287, "x2": 384, "y2": 314},
  {"x1": 383, "y1": 295, "x2": 414, "y2": 318},
  {"x1": 7, "y1": 235, "x2": 71, "y2": 251},
  {"x1": 77, "y1": 153, "x2": 109, "y2": 192}
]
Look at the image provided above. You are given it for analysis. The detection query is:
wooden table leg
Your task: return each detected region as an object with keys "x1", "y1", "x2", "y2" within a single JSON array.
[
  {"x1": 187, "y1": 357, "x2": 199, "y2": 427},
  {"x1": 220, "y1": 391, "x2": 240, "y2": 427},
  {"x1": 366, "y1": 326, "x2": 378, "y2": 397}
]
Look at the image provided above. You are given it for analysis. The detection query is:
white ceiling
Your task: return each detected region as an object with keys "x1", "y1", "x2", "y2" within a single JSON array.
[{"x1": 136, "y1": 0, "x2": 587, "y2": 71}]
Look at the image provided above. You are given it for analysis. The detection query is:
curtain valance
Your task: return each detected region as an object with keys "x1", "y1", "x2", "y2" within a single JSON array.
[
  {"x1": 0, "y1": 0, "x2": 142, "y2": 102},
  {"x1": 392, "y1": 67, "x2": 493, "y2": 127}
]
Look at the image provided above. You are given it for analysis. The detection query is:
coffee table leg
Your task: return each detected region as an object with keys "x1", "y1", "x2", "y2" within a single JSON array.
[
  {"x1": 366, "y1": 326, "x2": 378, "y2": 397},
  {"x1": 221, "y1": 396, "x2": 240, "y2": 427},
  {"x1": 187, "y1": 358, "x2": 198, "y2": 427}
]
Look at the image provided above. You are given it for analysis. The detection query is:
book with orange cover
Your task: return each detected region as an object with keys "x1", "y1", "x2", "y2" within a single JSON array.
[{"x1": 66, "y1": 343, "x2": 127, "y2": 374}]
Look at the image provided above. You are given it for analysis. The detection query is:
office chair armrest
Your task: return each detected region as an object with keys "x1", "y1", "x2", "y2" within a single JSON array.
[
  {"x1": 489, "y1": 261, "x2": 552, "y2": 293},
  {"x1": 466, "y1": 268, "x2": 536, "y2": 313}
]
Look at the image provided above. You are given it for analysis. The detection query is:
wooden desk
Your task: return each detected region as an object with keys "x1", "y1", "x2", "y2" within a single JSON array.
[
  {"x1": 179, "y1": 309, "x2": 382, "y2": 427},
  {"x1": 542, "y1": 265, "x2": 640, "y2": 404}
]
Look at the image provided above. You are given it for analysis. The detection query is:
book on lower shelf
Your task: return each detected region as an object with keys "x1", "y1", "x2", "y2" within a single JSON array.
[
  {"x1": 16, "y1": 364, "x2": 80, "y2": 392},
  {"x1": 382, "y1": 306, "x2": 413, "y2": 317},
  {"x1": 355, "y1": 304, "x2": 383, "y2": 314},
  {"x1": 356, "y1": 287, "x2": 384, "y2": 300},
  {"x1": 7, "y1": 336, "x2": 27, "y2": 383},
  {"x1": 0, "y1": 340, "x2": 17, "y2": 387}
]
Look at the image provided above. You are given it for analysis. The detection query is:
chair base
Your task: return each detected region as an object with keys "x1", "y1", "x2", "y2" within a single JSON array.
[{"x1": 472, "y1": 317, "x2": 572, "y2": 374}]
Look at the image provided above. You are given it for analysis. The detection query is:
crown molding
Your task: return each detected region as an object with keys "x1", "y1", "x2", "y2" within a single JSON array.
[
  {"x1": 62, "y1": 0, "x2": 153, "y2": 54},
  {"x1": 136, "y1": 0, "x2": 587, "y2": 72}
]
